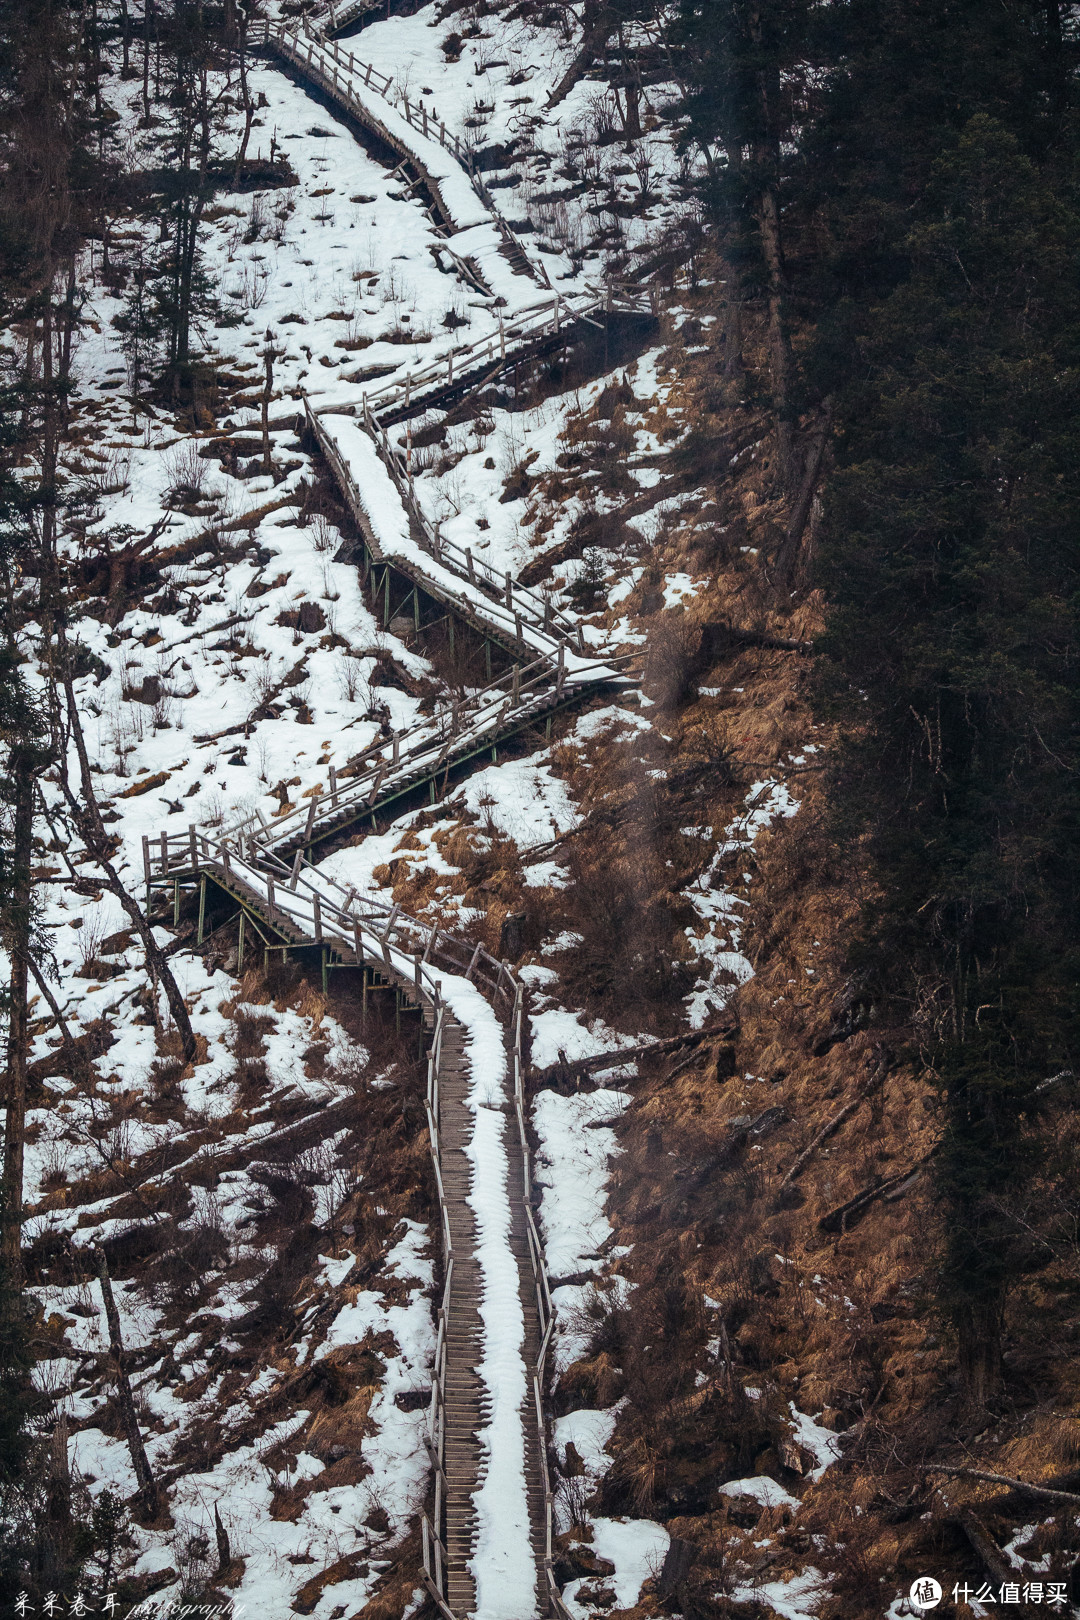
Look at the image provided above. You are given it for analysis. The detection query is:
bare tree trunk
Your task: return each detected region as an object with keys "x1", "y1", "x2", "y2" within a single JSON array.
[
  {"x1": 53, "y1": 646, "x2": 197, "y2": 1063},
  {"x1": 26, "y1": 954, "x2": 76, "y2": 1049},
  {"x1": 95, "y1": 1248, "x2": 159, "y2": 1518},
  {"x1": 233, "y1": 16, "x2": 254, "y2": 182},
  {"x1": 261, "y1": 330, "x2": 275, "y2": 473},
  {"x1": 119, "y1": 0, "x2": 130, "y2": 74},
  {"x1": 755, "y1": 184, "x2": 796, "y2": 490},
  {"x1": 773, "y1": 401, "x2": 832, "y2": 583},
  {"x1": 142, "y1": 0, "x2": 151, "y2": 119},
  {"x1": 955, "y1": 1292, "x2": 1004, "y2": 1409},
  {"x1": 48, "y1": 1413, "x2": 72, "y2": 1534},
  {"x1": 214, "y1": 1502, "x2": 231, "y2": 1573},
  {"x1": 1, "y1": 765, "x2": 36, "y2": 1275},
  {"x1": 722, "y1": 291, "x2": 744, "y2": 382},
  {"x1": 546, "y1": 0, "x2": 614, "y2": 109},
  {"x1": 621, "y1": 75, "x2": 642, "y2": 140}
]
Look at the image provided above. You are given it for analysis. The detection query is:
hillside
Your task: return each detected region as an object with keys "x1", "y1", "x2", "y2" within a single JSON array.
[{"x1": 1, "y1": 2, "x2": 1079, "y2": 1619}]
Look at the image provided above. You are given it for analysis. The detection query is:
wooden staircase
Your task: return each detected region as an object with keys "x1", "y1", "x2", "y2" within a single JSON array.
[
  {"x1": 144, "y1": 828, "x2": 568, "y2": 1618},
  {"x1": 221, "y1": 405, "x2": 634, "y2": 860},
  {"x1": 437, "y1": 1017, "x2": 486, "y2": 1614},
  {"x1": 146, "y1": 28, "x2": 659, "y2": 1615}
]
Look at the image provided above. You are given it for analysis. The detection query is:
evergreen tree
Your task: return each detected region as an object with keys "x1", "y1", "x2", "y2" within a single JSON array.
[
  {"x1": 816, "y1": 115, "x2": 1080, "y2": 1399},
  {"x1": 669, "y1": 0, "x2": 810, "y2": 477},
  {"x1": 666, "y1": 0, "x2": 1080, "y2": 1404}
]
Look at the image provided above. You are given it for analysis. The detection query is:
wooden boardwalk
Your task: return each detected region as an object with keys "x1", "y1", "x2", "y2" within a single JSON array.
[
  {"x1": 207, "y1": 408, "x2": 634, "y2": 859},
  {"x1": 146, "y1": 33, "x2": 645, "y2": 1615},
  {"x1": 436, "y1": 1018, "x2": 547, "y2": 1613},
  {"x1": 144, "y1": 837, "x2": 564, "y2": 1617}
]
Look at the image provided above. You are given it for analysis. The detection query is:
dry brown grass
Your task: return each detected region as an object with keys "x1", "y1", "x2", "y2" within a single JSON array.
[{"x1": 516, "y1": 257, "x2": 1080, "y2": 1617}]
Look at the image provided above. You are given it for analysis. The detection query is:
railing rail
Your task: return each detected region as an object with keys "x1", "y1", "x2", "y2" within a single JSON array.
[
  {"x1": 309, "y1": 396, "x2": 585, "y2": 648},
  {"x1": 181, "y1": 30, "x2": 646, "y2": 1611},
  {"x1": 508, "y1": 984, "x2": 567, "y2": 1616},
  {"x1": 225, "y1": 656, "x2": 613, "y2": 854},
  {"x1": 262, "y1": 23, "x2": 658, "y2": 324},
  {"x1": 310, "y1": 29, "x2": 548, "y2": 283},
  {"x1": 143, "y1": 828, "x2": 516, "y2": 1000},
  {"x1": 343, "y1": 292, "x2": 593, "y2": 421}
]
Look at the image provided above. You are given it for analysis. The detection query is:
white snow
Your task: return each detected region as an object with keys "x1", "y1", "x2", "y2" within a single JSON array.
[
  {"x1": 533, "y1": 1088, "x2": 628, "y2": 1278},
  {"x1": 726, "y1": 1567, "x2": 829, "y2": 1620},
  {"x1": 561, "y1": 1517, "x2": 670, "y2": 1617},
  {"x1": 553, "y1": 1407, "x2": 618, "y2": 1489},
  {"x1": 788, "y1": 1403, "x2": 842, "y2": 1481},
  {"x1": 719, "y1": 1475, "x2": 801, "y2": 1511},
  {"x1": 529, "y1": 1008, "x2": 640, "y2": 1070}
]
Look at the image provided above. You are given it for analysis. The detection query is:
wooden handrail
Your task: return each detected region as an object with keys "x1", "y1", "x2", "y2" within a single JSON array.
[{"x1": 161, "y1": 32, "x2": 638, "y2": 1612}]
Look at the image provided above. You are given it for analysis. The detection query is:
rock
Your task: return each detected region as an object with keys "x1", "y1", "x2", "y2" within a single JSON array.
[
  {"x1": 562, "y1": 1440, "x2": 585, "y2": 1478},
  {"x1": 498, "y1": 910, "x2": 526, "y2": 960},
  {"x1": 659, "y1": 1535, "x2": 698, "y2": 1593}
]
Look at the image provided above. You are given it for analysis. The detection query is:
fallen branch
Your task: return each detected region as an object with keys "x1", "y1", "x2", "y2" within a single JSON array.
[
  {"x1": 778, "y1": 1049, "x2": 889, "y2": 1189},
  {"x1": 532, "y1": 1024, "x2": 730, "y2": 1085},
  {"x1": 817, "y1": 1159, "x2": 930, "y2": 1233},
  {"x1": 927, "y1": 1466, "x2": 1080, "y2": 1507},
  {"x1": 700, "y1": 622, "x2": 814, "y2": 658},
  {"x1": 1035, "y1": 1068, "x2": 1075, "y2": 1094}
]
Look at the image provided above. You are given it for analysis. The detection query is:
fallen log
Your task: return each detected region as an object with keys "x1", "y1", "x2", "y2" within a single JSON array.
[
  {"x1": 778, "y1": 1049, "x2": 889, "y2": 1189},
  {"x1": 927, "y1": 1466, "x2": 1080, "y2": 1507},
  {"x1": 817, "y1": 1162, "x2": 927, "y2": 1233},
  {"x1": 531, "y1": 1024, "x2": 733, "y2": 1086},
  {"x1": 952, "y1": 1505, "x2": 1016, "y2": 1587}
]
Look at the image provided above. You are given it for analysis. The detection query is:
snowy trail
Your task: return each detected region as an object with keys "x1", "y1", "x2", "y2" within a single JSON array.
[
  {"x1": 134, "y1": 22, "x2": 605, "y2": 1607},
  {"x1": 143, "y1": 824, "x2": 557, "y2": 1616},
  {"x1": 138, "y1": 27, "x2": 634, "y2": 1615}
]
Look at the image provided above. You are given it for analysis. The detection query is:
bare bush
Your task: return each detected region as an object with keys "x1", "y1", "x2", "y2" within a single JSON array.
[
  {"x1": 311, "y1": 513, "x2": 337, "y2": 554},
  {"x1": 163, "y1": 441, "x2": 210, "y2": 506},
  {"x1": 336, "y1": 654, "x2": 368, "y2": 703},
  {"x1": 643, "y1": 612, "x2": 699, "y2": 710}
]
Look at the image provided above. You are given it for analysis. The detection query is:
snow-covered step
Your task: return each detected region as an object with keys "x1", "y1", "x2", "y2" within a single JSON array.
[
  {"x1": 144, "y1": 827, "x2": 547, "y2": 1616},
  {"x1": 310, "y1": 31, "x2": 548, "y2": 290},
  {"x1": 257, "y1": 665, "x2": 605, "y2": 857},
  {"x1": 322, "y1": 0, "x2": 383, "y2": 37},
  {"x1": 308, "y1": 407, "x2": 624, "y2": 669}
]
